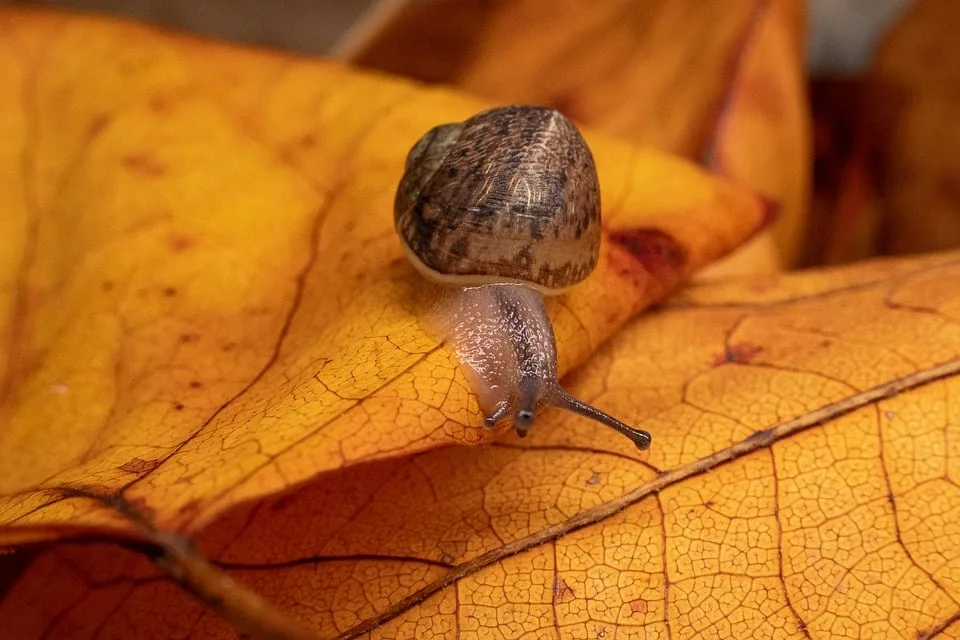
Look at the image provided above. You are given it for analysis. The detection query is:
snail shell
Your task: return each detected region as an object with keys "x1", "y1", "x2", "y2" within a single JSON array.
[{"x1": 394, "y1": 105, "x2": 601, "y2": 293}]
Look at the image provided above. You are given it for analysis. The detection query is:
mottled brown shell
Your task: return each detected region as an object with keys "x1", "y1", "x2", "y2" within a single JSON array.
[{"x1": 394, "y1": 105, "x2": 601, "y2": 293}]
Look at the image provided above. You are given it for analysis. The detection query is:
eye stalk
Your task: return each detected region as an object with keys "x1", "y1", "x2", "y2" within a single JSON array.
[{"x1": 547, "y1": 389, "x2": 652, "y2": 450}]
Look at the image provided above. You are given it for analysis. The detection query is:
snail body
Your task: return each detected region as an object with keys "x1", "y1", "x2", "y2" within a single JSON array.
[{"x1": 395, "y1": 106, "x2": 651, "y2": 450}]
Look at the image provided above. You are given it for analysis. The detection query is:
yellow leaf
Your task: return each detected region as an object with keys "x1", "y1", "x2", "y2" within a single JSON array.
[
  {"x1": 3, "y1": 252, "x2": 959, "y2": 639},
  {"x1": 345, "y1": 0, "x2": 811, "y2": 272},
  {"x1": 0, "y1": 8, "x2": 766, "y2": 543}
]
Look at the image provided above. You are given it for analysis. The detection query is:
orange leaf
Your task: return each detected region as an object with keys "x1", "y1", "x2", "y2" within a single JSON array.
[
  {"x1": 0, "y1": 8, "x2": 765, "y2": 544},
  {"x1": 3, "y1": 252, "x2": 960, "y2": 639},
  {"x1": 345, "y1": 0, "x2": 811, "y2": 272}
]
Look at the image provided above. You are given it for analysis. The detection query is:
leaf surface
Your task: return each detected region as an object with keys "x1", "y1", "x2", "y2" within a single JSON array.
[
  {"x1": 0, "y1": 8, "x2": 766, "y2": 543},
  {"x1": 3, "y1": 252, "x2": 960, "y2": 639}
]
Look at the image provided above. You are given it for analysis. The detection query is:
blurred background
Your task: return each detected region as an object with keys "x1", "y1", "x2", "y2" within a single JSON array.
[
  {"x1": 4, "y1": 0, "x2": 957, "y2": 273},
  {"x1": 0, "y1": 0, "x2": 911, "y2": 72}
]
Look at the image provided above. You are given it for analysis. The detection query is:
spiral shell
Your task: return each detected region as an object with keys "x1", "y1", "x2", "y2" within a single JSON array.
[{"x1": 395, "y1": 105, "x2": 601, "y2": 293}]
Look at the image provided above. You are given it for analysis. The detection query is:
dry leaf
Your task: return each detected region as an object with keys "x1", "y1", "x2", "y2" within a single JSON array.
[
  {"x1": 3, "y1": 251, "x2": 959, "y2": 639},
  {"x1": 0, "y1": 8, "x2": 766, "y2": 545},
  {"x1": 870, "y1": 0, "x2": 960, "y2": 254},
  {"x1": 345, "y1": 0, "x2": 811, "y2": 272}
]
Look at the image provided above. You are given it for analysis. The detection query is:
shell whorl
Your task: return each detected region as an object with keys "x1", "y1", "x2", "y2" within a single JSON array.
[{"x1": 394, "y1": 105, "x2": 601, "y2": 293}]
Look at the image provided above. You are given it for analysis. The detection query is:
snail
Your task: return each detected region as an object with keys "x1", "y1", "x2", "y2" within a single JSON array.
[{"x1": 394, "y1": 105, "x2": 651, "y2": 450}]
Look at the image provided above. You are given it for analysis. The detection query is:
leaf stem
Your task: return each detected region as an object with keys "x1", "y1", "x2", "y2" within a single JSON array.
[{"x1": 59, "y1": 489, "x2": 319, "y2": 640}]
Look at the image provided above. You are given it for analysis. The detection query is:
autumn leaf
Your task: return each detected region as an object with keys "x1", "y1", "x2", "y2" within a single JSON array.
[
  {"x1": 3, "y1": 251, "x2": 960, "y2": 639},
  {"x1": 869, "y1": 0, "x2": 960, "y2": 255},
  {"x1": 343, "y1": 0, "x2": 811, "y2": 273},
  {"x1": 0, "y1": 7, "x2": 766, "y2": 545},
  {"x1": 6, "y1": 6, "x2": 959, "y2": 640}
]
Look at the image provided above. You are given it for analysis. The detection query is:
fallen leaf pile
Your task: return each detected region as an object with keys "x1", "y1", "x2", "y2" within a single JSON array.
[{"x1": 1, "y1": 2, "x2": 959, "y2": 639}]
